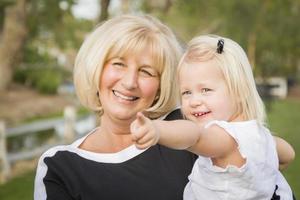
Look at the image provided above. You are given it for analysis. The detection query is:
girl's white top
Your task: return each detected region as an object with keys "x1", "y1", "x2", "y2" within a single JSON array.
[{"x1": 184, "y1": 120, "x2": 293, "y2": 200}]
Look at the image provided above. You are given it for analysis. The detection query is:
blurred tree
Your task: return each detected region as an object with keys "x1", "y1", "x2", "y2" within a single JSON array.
[
  {"x1": 0, "y1": 0, "x2": 29, "y2": 91},
  {"x1": 141, "y1": 0, "x2": 300, "y2": 79},
  {"x1": 99, "y1": 0, "x2": 111, "y2": 22},
  {"x1": 142, "y1": 0, "x2": 173, "y2": 14},
  {"x1": 219, "y1": 0, "x2": 300, "y2": 77},
  {"x1": 0, "y1": 0, "x2": 95, "y2": 91}
]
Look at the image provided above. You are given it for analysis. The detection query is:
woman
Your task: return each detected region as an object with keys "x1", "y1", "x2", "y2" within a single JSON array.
[{"x1": 34, "y1": 14, "x2": 196, "y2": 200}]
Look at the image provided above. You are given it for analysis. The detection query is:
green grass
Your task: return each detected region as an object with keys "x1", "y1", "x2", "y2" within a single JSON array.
[
  {"x1": 267, "y1": 98, "x2": 300, "y2": 199},
  {"x1": 0, "y1": 171, "x2": 34, "y2": 200},
  {"x1": 0, "y1": 99, "x2": 299, "y2": 199},
  {"x1": 22, "y1": 106, "x2": 91, "y2": 124}
]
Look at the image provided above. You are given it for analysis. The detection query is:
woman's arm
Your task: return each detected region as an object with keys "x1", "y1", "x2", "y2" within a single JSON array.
[
  {"x1": 34, "y1": 160, "x2": 74, "y2": 200},
  {"x1": 273, "y1": 136, "x2": 295, "y2": 170}
]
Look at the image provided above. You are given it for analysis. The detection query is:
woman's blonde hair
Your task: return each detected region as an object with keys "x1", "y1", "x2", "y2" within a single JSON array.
[
  {"x1": 178, "y1": 35, "x2": 266, "y2": 124},
  {"x1": 74, "y1": 14, "x2": 182, "y2": 119}
]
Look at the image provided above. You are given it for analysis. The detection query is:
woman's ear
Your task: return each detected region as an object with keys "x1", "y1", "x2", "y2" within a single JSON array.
[{"x1": 154, "y1": 89, "x2": 160, "y2": 100}]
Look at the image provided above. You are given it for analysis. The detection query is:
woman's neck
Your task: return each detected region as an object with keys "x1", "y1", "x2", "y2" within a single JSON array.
[
  {"x1": 99, "y1": 115, "x2": 134, "y2": 150},
  {"x1": 79, "y1": 115, "x2": 134, "y2": 153},
  {"x1": 100, "y1": 114, "x2": 133, "y2": 135}
]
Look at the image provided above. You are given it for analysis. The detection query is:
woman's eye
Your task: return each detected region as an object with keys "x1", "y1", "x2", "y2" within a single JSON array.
[
  {"x1": 140, "y1": 69, "x2": 156, "y2": 77},
  {"x1": 181, "y1": 90, "x2": 191, "y2": 96},
  {"x1": 112, "y1": 62, "x2": 125, "y2": 67}
]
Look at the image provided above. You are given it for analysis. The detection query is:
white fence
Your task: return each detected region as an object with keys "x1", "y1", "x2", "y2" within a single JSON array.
[
  {"x1": 0, "y1": 106, "x2": 96, "y2": 184},
  {"x1": 256, "y1": 77, "x2": 288, "y2": 99}
]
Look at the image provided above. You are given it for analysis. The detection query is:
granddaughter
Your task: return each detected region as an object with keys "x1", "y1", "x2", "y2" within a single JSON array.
[{"x1": 131, "y1": 35, "x2": 295, "y2": 200}]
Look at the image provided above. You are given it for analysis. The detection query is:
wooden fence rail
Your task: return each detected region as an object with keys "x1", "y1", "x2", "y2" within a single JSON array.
[{"x1": 0, "y1": 106, "x2": 96, "y2": 184}]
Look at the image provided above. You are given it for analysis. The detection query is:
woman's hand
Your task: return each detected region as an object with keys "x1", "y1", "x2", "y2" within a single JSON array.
[{"x1": 130, "y1": 112, "x2": 160, "y2": 149}]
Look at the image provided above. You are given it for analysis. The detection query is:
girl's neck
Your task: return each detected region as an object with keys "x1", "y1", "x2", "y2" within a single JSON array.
[{"x1": 228, "y1": 113, "x2": 245, "y2": 122}]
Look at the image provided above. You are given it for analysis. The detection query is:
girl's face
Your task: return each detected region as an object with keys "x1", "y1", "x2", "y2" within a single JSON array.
[
  {"x1": 179, "y1": 59, "x2": 240, "y2": 125},
  {"x1": 99, "y1": 48, "x2": 160, "y2": 122}
]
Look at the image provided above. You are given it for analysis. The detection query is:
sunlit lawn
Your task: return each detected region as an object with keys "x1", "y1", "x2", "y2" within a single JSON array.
[
  {"x1": 267, "y1": 98, "x2": 300, "y2": 199},
  {"x1": 0, "y1": 98, "x2": 299, "y2": 200},
  {"x1": 0, "y1": 171, "x2": 34, "y2": 200}
]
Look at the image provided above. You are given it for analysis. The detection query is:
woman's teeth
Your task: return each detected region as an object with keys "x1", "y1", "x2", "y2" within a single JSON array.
[{"x1": 113, "y1": 90, "x2": 138, "y2": 101}]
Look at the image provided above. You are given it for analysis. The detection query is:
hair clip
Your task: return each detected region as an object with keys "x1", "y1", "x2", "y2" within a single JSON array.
[{"x1": 217, "y1": 39, "x2": 224, "y2": 54}]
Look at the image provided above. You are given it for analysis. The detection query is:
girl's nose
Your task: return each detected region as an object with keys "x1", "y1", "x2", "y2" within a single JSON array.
[
  {"x1": 189, "y1": 95, "x2": 202, "y2": 108},
  {"x1": 121, "y1": 68, "x2": 138, "y2": 90}
]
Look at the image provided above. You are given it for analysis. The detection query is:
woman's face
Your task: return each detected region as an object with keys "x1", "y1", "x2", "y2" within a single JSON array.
[{"x1": 99, "y1": 48, "x2": 160, "y2": 122}]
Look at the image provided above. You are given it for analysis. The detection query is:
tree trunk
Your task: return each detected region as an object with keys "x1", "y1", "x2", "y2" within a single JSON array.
[
  {"x1": 121, "y1": 0, "x2": 130, "y2": 14},
  {"x1": 247, "y1": 31, "x2": 256, "y2": 69},
  {"x1": 98, "y1": 0, "x2": 110, "y2": 22},
  {"x1": 0, "y1": 0, "x2": 28, "y2": 91}
]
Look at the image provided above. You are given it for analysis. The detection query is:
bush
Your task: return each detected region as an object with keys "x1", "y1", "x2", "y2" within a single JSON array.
[
  {"x1": 14, "y1": 65, "x2": 68, "y2": 94},
  {"x1": 36, "y1": 69, "x2": 63, "y2": 94}
]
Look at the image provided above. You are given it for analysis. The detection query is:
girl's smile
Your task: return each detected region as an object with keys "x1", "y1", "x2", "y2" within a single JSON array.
[{"x1": 179, "y1": 59, "x2": 239, "y2": 124}]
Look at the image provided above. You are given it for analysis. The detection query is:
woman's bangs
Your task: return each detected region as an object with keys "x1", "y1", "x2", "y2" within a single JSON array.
[{"x1": 107, "y1": 33, "x2": 165, "y2": 75}]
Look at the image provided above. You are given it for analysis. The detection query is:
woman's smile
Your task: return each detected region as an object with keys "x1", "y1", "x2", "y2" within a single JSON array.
[
  {"x1": 99, "y1": 48, "x2": 160, "y2": 120},
  {"x1": 112, "y1": 90, "x2": 139, "y2": 101}
]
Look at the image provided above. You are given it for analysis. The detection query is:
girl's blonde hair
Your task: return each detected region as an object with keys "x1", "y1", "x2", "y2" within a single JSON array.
[
  {"x1": 178, "y1": 35, "x2": 266, "y2": 124},
  {"x1": 74, "y1": 14, "x2": 182, "y2": 119}
]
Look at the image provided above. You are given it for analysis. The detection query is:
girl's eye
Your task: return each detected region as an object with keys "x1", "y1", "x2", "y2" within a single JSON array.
[
  {"x1": 201, "y1": 88, "x2": 211, "y2": 93},
  {"x1": 181, "y1": 90, "x2": 191, "y2": 96}
]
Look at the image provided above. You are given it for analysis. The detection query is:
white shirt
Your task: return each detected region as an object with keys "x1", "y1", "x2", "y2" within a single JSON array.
[{"x1": 184, "y1": 120, "x2": 293, "y2": 200}]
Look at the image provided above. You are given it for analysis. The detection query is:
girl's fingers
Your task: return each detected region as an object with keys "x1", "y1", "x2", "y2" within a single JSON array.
[
  {"x1": 135, "y1": 140, "x2": 155, "y2": 150},
  {"x1": 136, "y1": 112, "x2": 147, "y2": 125},
  {"x1": 136, "y1": 131, "x2": 153, "y2": 144}
]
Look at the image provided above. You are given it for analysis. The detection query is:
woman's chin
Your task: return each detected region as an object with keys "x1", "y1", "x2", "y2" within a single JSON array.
[{"x1": 109, "y1": 109, "x2": 138, "y2": 121}]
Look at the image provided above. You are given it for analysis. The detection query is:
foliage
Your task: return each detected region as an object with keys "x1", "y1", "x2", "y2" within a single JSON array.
[
  {"x1": 0, "y1": 0, "x2": 95, "y2": 91},
  {"x1": 13, "y1": 65, "x2": 69, "y2": 94},
  {"x1": 143, "y1": 0, "x2": 300, "y2": 80},
  {"x1": 27, "y1": 0, "x2": 95, "y2": 50}
]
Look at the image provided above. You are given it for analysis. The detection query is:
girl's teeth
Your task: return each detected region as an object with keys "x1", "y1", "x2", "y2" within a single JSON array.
[{"x1": 194, "y1": 112, "x2": 209, "y2": 117}]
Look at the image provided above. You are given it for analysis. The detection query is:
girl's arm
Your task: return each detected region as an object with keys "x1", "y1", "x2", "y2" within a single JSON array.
[
  {"x1": 131, "y1": 112, "x2": 200, "y2": 149},
  {"x1": 273, "y1": 136, "x2": 295, "y2": 170},
  {"x1": 131, "y1": 113, "x2": 237, "y2": 158},
  {"x1": 131, "y1": 113, "x2": 244, "y2": 168},
  {"x1": 186, "y1": 124, "x2": 239, "y2": 158}
]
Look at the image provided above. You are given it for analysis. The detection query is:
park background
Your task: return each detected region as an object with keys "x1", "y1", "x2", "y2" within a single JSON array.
[{"x1": 0, "y1": 0, "x2": 299, "y2": 199}]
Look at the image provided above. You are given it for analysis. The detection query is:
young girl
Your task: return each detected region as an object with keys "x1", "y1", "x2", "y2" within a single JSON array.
[{"x1": 130, "y1": 35, "x2": 295, "y2": 199}]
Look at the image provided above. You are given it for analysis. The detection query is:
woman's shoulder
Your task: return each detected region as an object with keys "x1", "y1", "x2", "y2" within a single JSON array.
[
  {"x1": 163, "y1": 108, "x2": 183, "y2": 121},
  {"x1": 37, "y1": 144, "x2": 72, "y2": 164}
]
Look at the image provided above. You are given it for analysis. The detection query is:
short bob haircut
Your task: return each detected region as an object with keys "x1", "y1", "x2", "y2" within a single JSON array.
[
  {"x1": 178, "y1": 35, "x2": 266, "y2": 125},
  {"x1": 74, "y1": 14, "x2": 182, "y2": 119}
]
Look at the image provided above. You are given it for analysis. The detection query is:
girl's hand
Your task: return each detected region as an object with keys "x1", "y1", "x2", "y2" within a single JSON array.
[{"x1": 130, "y1": 112, "x2": 159, "y2": 149}]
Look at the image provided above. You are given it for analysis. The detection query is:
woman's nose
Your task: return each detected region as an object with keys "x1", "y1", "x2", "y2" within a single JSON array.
[{"x1": 121, "y1": 69, "x2": 138, "y2": 90}]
